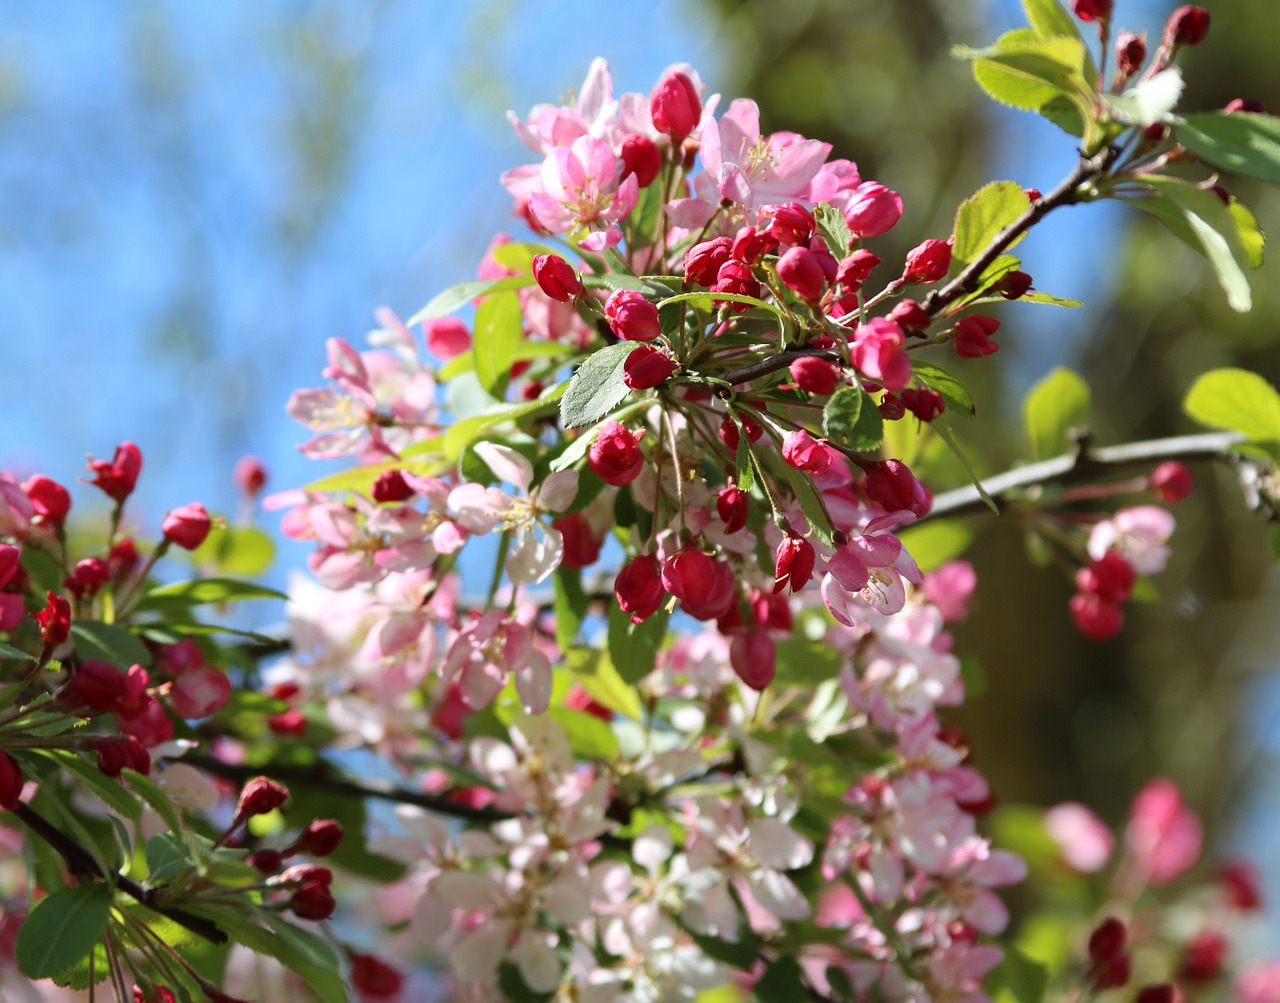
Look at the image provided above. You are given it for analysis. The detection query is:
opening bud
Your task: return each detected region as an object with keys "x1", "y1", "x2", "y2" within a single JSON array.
[
  {"x1": 901, "y1": 238, "x2": 952, "y2": 285},
  {"x1": 650, "y1": 70, "x2": 701, "y2": 144},
  {"x1": 532, "y1": 253, "x2": 585, "y2": 302},
  {"x1": 604, "y1": 289, "x2": 661, "y2": 342},
  {"x1": 234, "y1": 776, "x2": 289, "y2": 823},
  {"x1": 23, "y1": 475, "x2": 71, "y2": 527},
  {"x1": 587, "y1": 420, "x2": 645, "y2": 487},
  {"x1": 615, "y1": 553, "x2": 665, "y2": 624}
]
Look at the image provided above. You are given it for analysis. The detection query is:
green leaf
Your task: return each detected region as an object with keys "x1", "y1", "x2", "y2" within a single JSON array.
[
  {"x1": 489, "y1": 240, "x2": 557, "y2": 273},
  {"x1": 552, "y1": 567, "x2": 587, "y2": 651},
  {"x1": 1128, "y1": 177, "x2": 1253, "y2": 312},
  {"x1": 1184, "y1": 367, "x2": 1280, "y2": 458},
  {"x1": 122, "y1": 768, "x2": 196, "y2": 869},
  {"x1": 0, "y1": 641, "x2": 34, "y2": 661},
  {"x1": 813, "y1": 201, "x2": 852, "y2": 258},
  {"x1": 780, "y1": 465, "x2": 837, "y2": 548},
  {"x1": 408, "y1": 275, "x2": 535, "y2": 325},
  {"x1": 71, "y1": 620, "x2": 151, "y2": 668},
  {"x1": 1103, "y1": 68, "x2": 1183, "y2": 127},
  {"x1": 303, "y1": 451, "x2": 447, "y2": 495},
  {"x1": 146, "y1": 833, "x2": 190, "y2": 883},
  {"x1": 823, "y1": 386, "x2": 884, "y2": 451},
  {"x1": 736, "y1": 432, "x2": 755, "y2": 492},
  {"x1": 30, "y1": 748, "x2": 141, "y2": 821},
  {"x1": 473, "y1": 291, "x2": 524, "y2": 398},
  {"x1": 1022, "y1": 0, "x2": 1082, "y2": 46},
  {"x1": 549, "y1": 398, "x2": 650, "y2": 473},
  {"x1": 187, "y1": 524, "x2": 276, "y2": 578},
  {"x1": 989, "y1": 945, "x2": 1050, "y2": 1003},
  {"x1": 566, "y1": 647, "x2": 644, "y2": 720},
  {"x1": 1228, "y1": 199, "x2": 1266, "y2": 269},
  {"x1": 15, "y1": 883, "x2": 113, "y2": 979},
  {"x1": 1178, "y1": 111, "x2": 1280, "y2": 186},
  {"x1": 439, "y1": 340, "x2": 564, "y2": 382},
  {"x1": 560, "y1": 342, "x2": 637, "y2": 429},
  {"x1": 262, "y1": 914, "x2": 341, "y2": 973},
  {"x1": 754, "y1": 957, "x2": 808, "y2": 1002},
  {"x1": 608, "y1": 603, "x2": 668, "y2": 684},
  {"x1": 581, "y1": 272, "x2": 668, "y2": 296},
  {"x1": 549, "y1": 706, "x2": 619, "y2": 760},
  {"x1": 896, "y1": 519, "x2": 975, "y2": 573},
  {"x1": 657, "y1": 290, "x2": 790, "y2": 326},
  {"x1": 1024, "y1": 367, "x2": 1091, "y2": 460},
  {"x1": 912, "y1": 361, "x2": 976, "y2": 418},
  {"x1": 443, "y1": 388, "x2": 565, "y2": 459},
  {"x1": 143, "y1": 577, "x2": 287, "y2": 606},
  {"x1": 959, "y1": 31, "x2": 1090, "y2": 136},
  {"x1": 1018, "y1": 291, "x2": 1082, "y2": 307},
  {"x1": 953, "y1": 181, "x2": 1032, "y2": 271}
]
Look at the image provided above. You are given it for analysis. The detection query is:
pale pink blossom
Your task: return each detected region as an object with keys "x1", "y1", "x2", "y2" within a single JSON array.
[
  {"x1": 1124, "y1": 777, "x2": 1202, "y2": 885},
  {"x1": 442, "y1": 610, "x2": 552, "y2": 713},
  {"x1": 1088, "y1": 505, "x2": 1175, "y2": 575},
  {"x1": 1044, "y1": 802, "x2": 1114, "y2": 873},
  {"x1": 520, "y1": 135, "x2": 638, "y2": 251},
  {"x1": 823, "y1": 515, "x2": 923, "y2": 618}
]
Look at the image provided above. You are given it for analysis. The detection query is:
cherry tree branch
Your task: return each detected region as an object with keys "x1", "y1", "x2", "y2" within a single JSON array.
[
  {"x1": 13, "y1": 803, "x2": 228, "y2": 945},
  {"x1": 920, "y1": 430, "x2": 1247, "y2": 523}
]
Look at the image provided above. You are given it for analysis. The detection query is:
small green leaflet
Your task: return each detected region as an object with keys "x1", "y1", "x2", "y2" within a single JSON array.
[
  {"x1": 1184, "y1": 368, "x2": 1280, "y2": 460},
  {"x1": 15, "y1": 883, "x2": 114, "y2": 979},
  {"x1": 473, "y1": 290, "x2": 524, "y2": 398},
  {"x1": 0, "y1": 641, "x2": 34, "y2": 661},
  {"x1": 566, "y1": 646, "x2": 644, "y2": 720},
  {"x1": 822, "y1": 386, "x2": 883, "y2": 451},
  {"x1": 489, "y1": 240, "x2": 557, "y2": 272},
  {"x1": 1178, "y1": 111, "x2": 1280, "y2": 187},
  {"x1": 607, "y1": 603, "x2": 668, "y2": 684},
  {"x1": 560, "y1": 342, "x2": 637, "y2": 428},
  {"x1": 953, "y1": 181, "x2": 1031, "y2": 271},
  {"x1": 407, "y1": 274, "x2": 535, "y2": 325},
  {"x1": 144, "y1": 577, "x2": 287, "y2": 605},
  {"x1": 30, "y1": 748, "x2": 141, "y2": 822},
  {"x1": 813, "y1": 201, "x2": 852, "y2": 258},
  {"x1": 957, "y1": 30, "x2": 1091, "y2": 140},
  {"x1": 912, "y1": 360, "x2": 975, "y2": 418},
  {"x1": 1024, "y1": 367, "x2": 1091, "y2": 460},
  {"x1": 71, "y1": 620, "x2": 151, "y2": 668},
  {"x1": 896, "y1": 519, "x2": 975, "y2": 573},
  {"x1": 187, "y1": 524, "x2": 277, "y2": 577}
]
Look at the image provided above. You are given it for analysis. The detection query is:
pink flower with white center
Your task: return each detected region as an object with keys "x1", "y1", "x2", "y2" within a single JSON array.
[
  {"x1": 448, "y1": 441, "x2": 578, "y2": 586},
  {"x1": 851, "y1": 317, "x2": 912, "y2": 392},
  {"x1": 442, "y1": 610, "x2": 552, "y2": 713},
  {"x1": 1044, "y1": 802, "x2": 1114, "y2": 873},
  {"x1": 523, "y1": 135, "x2": 638, "y2": 251},
  {"x1": 1088, "y1": 505, "x2": 1175, "y2": 575},
  {"x1": 823, "y1": 515, "x2": 923, "y2": 619},
  {"x1": 508, "y1": 58, "x2": 619, "y2": 154},
  {"x1": 699, "y1": 100, "x2": 831, "y2": 212},
  {"x1": 938, "y1": 836, "x2": 1026, "y2": 934}
]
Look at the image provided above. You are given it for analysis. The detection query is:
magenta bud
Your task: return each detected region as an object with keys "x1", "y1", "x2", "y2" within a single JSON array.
[{"x1": 532, "y1": 253, "x2": 584, "y2": 302}]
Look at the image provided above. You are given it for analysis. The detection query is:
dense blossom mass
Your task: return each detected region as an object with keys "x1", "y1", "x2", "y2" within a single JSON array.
[{"x1": 0, "y1": 2, "x2": 1278, "y2": 1001}]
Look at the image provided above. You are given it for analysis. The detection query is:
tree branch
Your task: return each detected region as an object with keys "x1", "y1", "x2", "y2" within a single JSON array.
[
  {"x1": 920, "y1": 430, "x2": 1246, "y2": 522},
  {"x1": 13, "y1": 803, "x2": 228, "y2": 945}
]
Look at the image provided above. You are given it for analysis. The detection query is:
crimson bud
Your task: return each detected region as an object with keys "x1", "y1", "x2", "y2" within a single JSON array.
[
  {"x1": 614, "y1": 554, "x2": 665, "y2": 624},
  {"x1": 0, "y1": 546, "x2": 18, "y2": 591},
  {"x1": 1150, "y1": 460, "x2": 1194, "y2": 503},
  {"x1": 587, "y1": 420, "x2": 645, "y2": 487},
  {"x1": 87, "y1": 442, "x2": 143, "y2": 503},
  {"x1": 1073, "y1": 0, "x2": 1112, "y2": 22},
  {"x1": 661, "y1": 546, "x2": 718, "y2": 607},
  {"x1": 889, "y1": 298, "x2": 931, "y2": 332},
  {"x1": 844, "y1": 182, "x2": 903, "y2": 238},
  {"x1": 730, "y1": 629, "x2": 776, "y2": 691},
  {"x1": 1116, "y1": 32, "x2": 1147, "y2": 77},
  {"x1": 716, "y1": 487, "x2": 748, "y2": 534},
  {"x1": 532, "y1": 253, "x2": 584, "y2": 302},
  {"x1": 422, "y1": 317, "x2": 471, "y2": 360},
  {"x1": 1164, "y1": 5, "x2": 1209, "y2": 46},
  {"x1": 684, "y1": 237, "x2": 733, "y2": 287},
  {"x1": 23, "y1": 475, "x2": 71, "y2": 526},
  {"x1": 162, "y1": 503, "x2": 212, "y2": 551},
  {"x1": 711, "y1": 259, "x2": 761, "y2": 307},
  {"x1": 1179, "y1": 931, "x2": 1227, "y2": 983},
  {"x1": 952, "y1": 315, "x2": 1000, "y2": 358},
  {"x1": 552, "y1": 512, "x2": 603, "y2": 569},
  {"x1": 781, "y1": 429, "x2": 832, "y2": 473},
  {"x1": 35, "y1": 591, "x2": 71, "y2": 647},
  {"x1": 233, "y1": 456, "x2": 268, "y2": 497},
  {"x1": 289, "y1": 881, "x2": 336, "y2": 921},
  {"x1": 1070, "y1": 592, "x2": 1124, "y2": 642},
  {"x1": 998, "y1": 271, "x2": 1033, "y2": 300},
  {"x1": 1134, "y1": 986, "x2": 1177, "y2": 1003},
  {"x1": 350, "y1": 954, "x2": 405, "y2": 999},
  {"x1": 777, "y1": 246, "x2": 827, "y2": 301},
  {"x1": 291, "y1": 818, "x2": 344, "y2": 858},
  {"x1": 1226, "y1": 98, "x2": 1265, "y2": 114},
  {"x1": 837, "y1": 249, "x2": 881, "y2": 288},
  {"x1": 901, "y1": 238, "x2": 952, "y2": 284},
  {"x1": 863, "y1": 460, "x2": 933, "y2": 518},
  {"x1": 96, "y1": 736, "x2": 151, "y2": 778},
  {"x1": 774, "y1": 534, "x2": 816, "y2": 594},
  {"x1": 650, "y1": 70, "x2": 701, "y2": 143},
  {"x1": 371, "y1": 470, "x2": 414, "y2": 504},
  {"x1": 761, "y1": 202, "x2": 815, "y2": 247},
  {"x1": 900, "y1": 388, "x2": 945, "y2": 423},
  {"x1": 248, "y1": 848, "x2": 284, "y2": 874},
  {"x1": 619, "y1": 133, "x2": 662, "y2": 188},
  {"x1": 1076, "y1": 550, "x2": 1136, "y2": 604},
  {"x1": 623, "y1": 345, "x2": 677, "y2": 390},
  {"x1": 0, "y1": 750, "x2": 23, "y2": 810},
  {"x1": 718, "y1": 415, "x2": 763, "y2": 451},
  {"x1": 1219, "y1": 859, "x2": 1264, "y2": 911},
  {"x1": 731, "y1": 225, "x2": 776, "y2": 264},
  {"x1": 604, "y1": 289, "x2": 661, "y2": 342},
  {"x1": 234, "y1": 776, "x2": 289, "y2": 822},
  {"x1": 789, "y1": 356, "x2": 839, "y2": 396}
]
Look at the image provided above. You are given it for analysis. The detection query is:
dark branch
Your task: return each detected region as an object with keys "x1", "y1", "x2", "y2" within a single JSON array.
[
  {"x1": 14, "y1": 803, "x2": 228, "y2": 945},
  {"x1": 921, "y1": 430, "x2": 1246, "y2": 523}
]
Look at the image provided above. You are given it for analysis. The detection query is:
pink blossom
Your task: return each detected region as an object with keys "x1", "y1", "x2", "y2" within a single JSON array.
[
  {"x1": 508, "y1": 58, "x2": 619, "y2": 155},
  {"x1": 1236, "y1": 960, "x2": 1280, "y2": 1003},
  {"x1": 1088, "y1": 505, "x2": 1175, "y2": 575},
  {"x1": 698, "y1": 100, "x2": 830, "y2": 212},
  {"x1": 851, "y1": 318, "x2": 911, "y2": 392},
  {"x1": 823, "y1": 516, "x2": 922, "y2": 618},
  {"x1": 1045, "y1": 802, "x2": 1115, "y2": 873},
  {"x1": 442, "y1": 610, "x2": 552, "y2": 713},
  {"x1": 922, "y1": 561, "x2": 977, "y2": 622},
  {"x1": 524, "y1": 135, "x2": 638, "y2": 251},
  {"x1": 1124, "y1": 777, "x2": 1202, "y2": 885}
]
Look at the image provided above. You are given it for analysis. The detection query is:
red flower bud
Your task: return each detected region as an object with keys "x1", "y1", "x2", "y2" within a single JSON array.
[
  {"x1": 1025, "y1": 187, "x2": 1043, "y2": 203},
  {"x1": 108, "y1": 538, "x2": 139, "y2": 581},
  {"x1": 350, "y1": 954, "x2": 405, "y2": 999},
  {"x1": 35, "y1": 591, "x2": 71, "y2": 647},
  {"x1": 1179, "y1": 931, "x2": 1227, "y2": 984},
  {"x1": 233, "y1": 456, "x2": 268, "y2": 497},
  {"x1": 623, "y1": 345, "x2": 677, "y2": 390},
  {"x1": 889, "y1": 298, "x2": 931, "y2": 332},
  {"x1": 289, "y1": 881, "x2": 336, "y2": 921},
  {"x1": 661, "y1": 546, "x2": 718, "y2": 607},
  {"x1": 162, "y1": 503, "x2": 212, "y2": 551},
  {"x1": 716, "y1": 487, "x2": 748, "y2": 534},
  {"x1": 761, "y1": 202, "x2": 815, "y2": 247},
  {"x1": 650, "y1": 70, "x2": 701, "y2": 144},
  {"x1": 901, "y1": 238, "x2": 952, "y2": 284},
  {"x1": 371, "y1": 470, "x2": 414, "y2": 504},
  {"x1": 235, "y1": 776, "x2": 289, "y2": 822},
  {"x1": 711, "y1": 259, "x2": 761, "y2": 308},
  {"x1": 1219, "y1": 859, "x2": 1264, "y2": 911},
  {"x1": 23, "y1": 476, "x2": 71, "y2": 527},
  {"x1": 87, "y1": 442, "x2": 143, "y2": 504},
  {"x1": 782, "y1": 429, "x2": 832, "y2": 473},
  {"x1": 96, "y1": 736, "x2": 151, "y2": 778},
  {"x1": 0, "y1": 750, "x2": 24, "y2": 810},
  {"x1": 952, "y1": 315, "x2": 1000, "y2": 358},
  {"x1": 1150, "y1": 461, "x2": 1194, "y2": 503},
  {"x1": 900, "y1": 388, "x2": 945, "y2": 423},
  {"x1": 619, "y1": 134, "x2": 662, "y2": 188},
  {"x1": 1088, "y1": 917, "x2": 1127, "y2": 965},
  {"x1": 879, "y1": 392, "x2": 906, "y2": 421},
  {"x1": 844, "y1": 182, "x2": 903, "y2": 238},
  {"x1": 751, "y1": 589, "x2": 792, "y2": 632},
  {"x1": 587, "y1": 420, "x2": 645, "y2": 487},
  {"x1": 774, "y1": 534, "x2": 816, "y2": 594},
  {"x1": 64, "y1": 557, "x2": 111, "y2": 600},
  {"x1": 552, "y1": 512, "x2": 603, "y2": 569},
  {"x1": 248, "y1": 848, "x2": 284, "y2": 874},
  {"x1": 268, "y1": 709, "x2": 307, "y2": 736},
  {"x1": 0, "y1": 546, "x2": 19, "y2": 592},
  {"x1": 684, "y1": 237, "x2": 733, "y2": 287},
  {"x1": 614, "y1": 554, "x2": 665, "y2": 624},
  {"x1": 1116, "y1": 32, "x2": 1147, "y2": 77},
  {"x1": 718, "y1": 415, "x2": 763, "y2": 451},
  {"x1": 61, "y1": 660, "x2": 148, "y2": 717},
  {"x1": 604, "y1": 289, "x2": 661, "y2": 342},
  {"x1": 789, "y1": 356, "x2": 839, "y2": 396},
  {"x1": 1164, "y1": 5, "x2": 1209, "y2": 46},
  {"x1": 777, "y1": 246, "x2": 827, "y2": 302},
  {"x1": 730, "y1": 629, "x2": 776, "y2": 691},
  {"x1": 291, "y1": 819, "x2": 344, "y2": 858},
  {"x1": 532, "y1": 253, "x2": 585, "y2": 302},
  {"x1": 1070, "y1": 592, "x2": 1124, "y2": 642},
  {"x1": 1135, "y1": 986, "x2": 1177, "y2": 1003},
  {"x1": 731, "y1": 225, "x2": 777, "y2": 265},
  {"x1": 1076, "y1": 550, "x2": 1136, "y2": 604},
  {"x1": 423, "y1": 317, "x2": 472, "y2": 360},
  {"x1": 1073, "y1": 0, "x2": 1112, "y2": 22},
  {"x1": 863, "y1": 460, "x2": 933, "y2": 518},
  {"x1": 837, "y1": 249, "x2": 881, "y2": 288},
  {"x1": 998, "y1": 271, "x2": 1034, "y2": 300}
]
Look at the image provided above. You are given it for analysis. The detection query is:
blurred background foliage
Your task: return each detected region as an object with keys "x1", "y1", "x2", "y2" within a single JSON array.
[{"x1": 2, "y1": 0, "x2": 1279, "y2": 929}]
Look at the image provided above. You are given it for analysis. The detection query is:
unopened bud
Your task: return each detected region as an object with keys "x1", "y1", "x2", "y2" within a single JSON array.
[
  {"x1": 901, "y1": 238, "x2": 952, "y2": 284},
  {"x1": 623, "y1": 345, "x2": 677, "y2": 390},
  {"x1": 650, "y1": 71, "x2": 701, "y2": 144},
  {"x1": 162, "y1": 503, "x2": 212, "y2": 551},
  {"x1": 234, "y1": 777, "x2": 289, "y2": 822},
  {"x1": 1150, "y1": 461, "x2": 1194, "y2": 503},
  {"x1": 604, "y1": 289, "x2": 661, "y2": 342},
  {"x1": 532, "y1": 253, "x2": 584, "y2": 302},
  {"x1": 619, "y1": 134, "x2": 662, "y2": 188},
  {"x1": 291, "y1": 819, "x2": 344, "y2": 858},
  {"x1": 1164, "y1": 5, "x2": 1209, "y2": 46}
]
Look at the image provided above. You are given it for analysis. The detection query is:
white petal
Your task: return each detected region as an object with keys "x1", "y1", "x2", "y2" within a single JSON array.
[
  {"x1": 474, "y1": 441, "x2": 534, "y2": 492},
  {"x1": 538, "y1": 469, "x2": 580, "y2": 512}
]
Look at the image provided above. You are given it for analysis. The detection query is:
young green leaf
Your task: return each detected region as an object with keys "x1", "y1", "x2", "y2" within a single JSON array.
[
  {"x1": 71, "y1": 620, "x2": 151, "y2": 668},
  {"x1": 473, "y1": 290, "x2": 525, "y2": 398},
  {"x1": 560, "y1": 342, "x2": 637, "y2": 429},
  {"x1": 953, "y1": 181, "x2": 1032, "y2": 271},
  {"x1": 1024, "y1": 367, "x2": 1091, "y2": 460},
  {"x1": 16, "y1": 883, "x2": 114, "y2": 980},
  {"x1": 813, "y1": 201, "x2": 853, "y2": 258},
  {"x1": 896, "y1": 519, "x2": 976, "y2": 573},
  {"x1": 608, "y1": 603, "x2": 668, "y2": 684},
  {"x1": 0, "y1": 641, "x2": 34, "y2": 661},
  {"x1": 1184, "y1": 368, "x2": 1280, "y2": 458},
  {"x1": 958, "y1": 31, "x2": 1091, "y2": 137},
  {"x1": 30, "y1": 749, "x2": 141, "y2": 822},
  {"x1": 566, "y1": 646, "x2": 644, "y2": 720},
  {"x1": 443, "y1": 389, "x2": 565, "y2": 459},
  {"x1": 408, "y1": 275, "x2": 535, "y2": 325},
  {"x1": 552, "y1": 567, "x2": 587, "y2": 651},
  {"x1": 1178, "y1": 111, "x2": 1280, "y2": 186},
  {"x1": 912, "y1": 361, "x2": 976, "y2": 418},
  {"x1": 143, "y1": 577, "x2": 287, "y2": 606},
  {"x1": 823, "y1": 385, "x2": 884, "y2": 450},
  {"x1": 186, "y1": 525, "x2": 277, "y2": 577}
]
